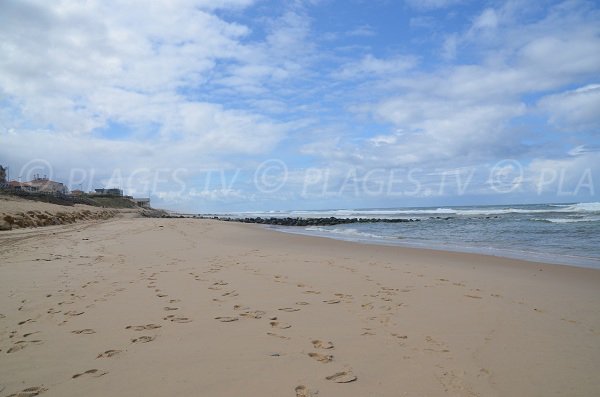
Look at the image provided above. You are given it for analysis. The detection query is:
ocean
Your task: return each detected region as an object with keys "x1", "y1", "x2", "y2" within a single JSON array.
[{"x1": 226, "y1": 202, "x2": 600, "y2": 269}]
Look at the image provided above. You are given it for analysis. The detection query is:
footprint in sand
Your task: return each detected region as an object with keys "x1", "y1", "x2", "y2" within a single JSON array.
[
  {"x1": 97, "y1": 349, "x2": 122, "y2": 358},
  {"x1": 64, "y1": 311, "x2": 84, "y2": 317},
  {"x1": 312, "y1": 340, "x2": 334, "y2": 349},
  {"x1": 72, "y1": 329, "x2": 96, "y2": 334},
  {"x1": 72, "y1": 369, "x2": 108, "y2": 379},
  {"x1": 267, "y1": 332, "x2": 290, "y2": 340},
  {"x1": 323, "y1": 299, "x2": 341, "y2": 304},
  {"x1": 278, "y1": 308, "x2": 300, "y2": 312},
  {"x1": 335, "y1": 293, "x2": 353, "y2": 298},
  {"x1": 270, "y1": 321, "x2": 291, "y2": 329},
  {"x1": 6, "y1": 386, "x2": 47, "y2": 397},
  {"x1": 326, "y1": 371, "x2": 357, "y2": 383},
  {"x1": 308, "y1": 352, "x2": 333, "y2": 363},
  {"x1": 131, "y1": 336, "x2": 155, "y2": 343},
  {"x1": 163, "y1": 315, "x2": 192, "y2": 323},
  {"x1": 295, "y1": 301, "x2": 310, "y2": 306},
  {"x1": 7, "y1": 340, "x2": 42, "y2": 353},
  {"x1": 170, "y1": 317, "x2": 192, "y2": 323},
  {"x1": 18, "y1": 319, "x2": 35, "y2": 325},
  {"x1": 163, "y1": 307, "x2": 179, "y2": 311},
  {"x1": 126, "y1": 324, "x2": 162, "y2": 331},
  {"x1": 157, "y1": 294, "x2": 168, "y2": 298},
  {"x1": 303, "y1": 290, "x2": 320, "y2": 295},
  {"x1": 240, "y1": 310, "x2": 266, "y2": 319},
  {"x1": 295, "y1": 385, "x2": 313, "y2": 397},
  {"x1": 214, "y1": 316, "x2": 238, "y2": 322}
]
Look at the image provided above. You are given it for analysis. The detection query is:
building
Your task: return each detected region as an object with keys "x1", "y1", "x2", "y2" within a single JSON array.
[
  {"x1": 0, "y1": 165, "x2": 6, "y2": 183},
  {"x1": 94, "y1": 188, "x2": 123, "y2": 196},
  {"x1": 6, "y1": 181, "x2": 39, "y2": 192},
  {"x1": 70, "y1": 189, "x2": 85, "y2": 196},
  {"x1": 27, "y1": 175, "x2": 68, "y2": 194},
  {"x1": 133, "y1": 197, "x2": 151, "y2": 208}
]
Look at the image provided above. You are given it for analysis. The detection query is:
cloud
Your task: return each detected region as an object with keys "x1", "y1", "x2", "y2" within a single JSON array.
[
  {"x1": 214, "y1": 10, "x2": 315, "y2": 94},
  {"x1": 347, "y1": 25, "x2": 376, "y2": 37},
  {"x1": 0, "y1": 0, "x2": 257, "y2": 134},
  {"x1": 471, "y1": 8, "x2": 499, "y2": 31},
  {"x1": 526, "y1": 151, "x2": 600, "y2": 196},
  {"x1": 442, "y1": 34, "x2": 459, "y2": 60},
  {"x1": 404, "y1": 0, "x2": 466, "y2": 11},
  {"x1": 538, "y1": 85, "x2": 600, "y2": 132},
  {"x1": 334, "y1": 54, "x2": 417, "y2": 80}
]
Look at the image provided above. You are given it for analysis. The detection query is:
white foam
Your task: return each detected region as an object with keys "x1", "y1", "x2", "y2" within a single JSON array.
[
  {"x1": 560, "y1": 202, "x2": 600, "y2": 212},
  {"x1": 226, "y1": 202, "x2": 600, "y2": 219},
  {"x1": 305, "y1": 226, "x2": 385, "y2": 239},
  {"x1": 533, "y1": 216, "x2": 600, "y2": 223}
]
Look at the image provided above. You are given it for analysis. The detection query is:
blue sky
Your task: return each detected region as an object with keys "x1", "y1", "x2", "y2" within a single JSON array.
[{"x1": 1, "y1": 0, "x2": 599, "y2": 212}]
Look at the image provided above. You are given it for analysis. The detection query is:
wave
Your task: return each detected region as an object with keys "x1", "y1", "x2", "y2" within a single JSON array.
[
  {"x1": 227, "y1": 202, "x2": 600, "y2": 219},
  {"x1": 304, "y1": 226, "x2": 387, "y2": 240},
  {"x1": 293, "y1": 203, "x2": 600, "y2": 217},
  {"x1": 533, "y1": 215, "x2": 600, "y2": 223},
  {"x1": 560, "y1": 202, "x2": 600, "y2": 212}
]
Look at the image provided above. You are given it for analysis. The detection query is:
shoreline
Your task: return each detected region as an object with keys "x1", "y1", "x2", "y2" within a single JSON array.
[
  {"x1": 196, "y1": 201, "x2": 600, "y2": 271},
  {"x1": 1, "y1": 217, "x2": 599, "y2": 396},
  {"x1": 269, "y1": 224, "x2": 600, "y2": 270}
]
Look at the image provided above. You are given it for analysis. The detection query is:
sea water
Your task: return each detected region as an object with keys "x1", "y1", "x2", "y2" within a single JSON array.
[{"x1": 227, "y1": 203, "x2": 600, "y2": 269}]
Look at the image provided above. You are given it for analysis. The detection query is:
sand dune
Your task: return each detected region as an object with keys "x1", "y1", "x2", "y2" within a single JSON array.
[
  {"x1": 1, "y1": 217, "x2": 599, "y2": 396},
  {"x1": 0, "y1": 195, "x2": 122, "y2": 230}
]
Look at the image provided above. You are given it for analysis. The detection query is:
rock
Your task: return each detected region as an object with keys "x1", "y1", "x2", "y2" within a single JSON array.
[
  {"x1": 209, "y1": 216, "x2": 419, "y2": 227},
  {"x1": 0, "y1": 220, "x2": 12, "y2": 231}
]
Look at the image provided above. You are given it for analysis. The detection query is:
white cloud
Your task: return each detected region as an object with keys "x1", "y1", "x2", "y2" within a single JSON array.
[
  {"x1": 334, "y1": 54, "x2": 417, "y2": 80},
  {"x1": 0, "y1": 0, "x2": 258, "y2": 135},
  {"x1": 347, "y1": 25, "x2": 376, "y2": 37},
  {"x1": 173, "y1": 102, "x2": 286, "y2": 153},
  {"x1": 215, "y1": 10, "x2": 314, "y2": 93},
  {"x1": 526, "y1": 152, "x2": 600, "y2": 196},
  {"x1": 442, "y1": 34, "x2": 459, "y2": 61},
  {"x1": 405, "y1": 0, "x2": 465, "y2": 11},
  {"x1": 538, "y1": 84, "x2": 600, "y2": 132},
  {"x1": 472, "y1": 8, "x2": 499, "y2": 31}
]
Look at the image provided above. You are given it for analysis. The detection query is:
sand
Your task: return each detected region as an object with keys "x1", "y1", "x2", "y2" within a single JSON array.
[{"x1": 0, "y1": 217, "x2": 599, "y2": 396}]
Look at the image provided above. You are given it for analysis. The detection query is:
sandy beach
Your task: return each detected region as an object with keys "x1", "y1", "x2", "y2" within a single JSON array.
[{"x1": 1, "y1": 216, "x2": 599, "y2": 396}]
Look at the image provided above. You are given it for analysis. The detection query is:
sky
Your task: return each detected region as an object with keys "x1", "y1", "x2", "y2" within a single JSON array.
[{"x1": 0, "y1": 0, "x2": 599, "y2": 212}]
